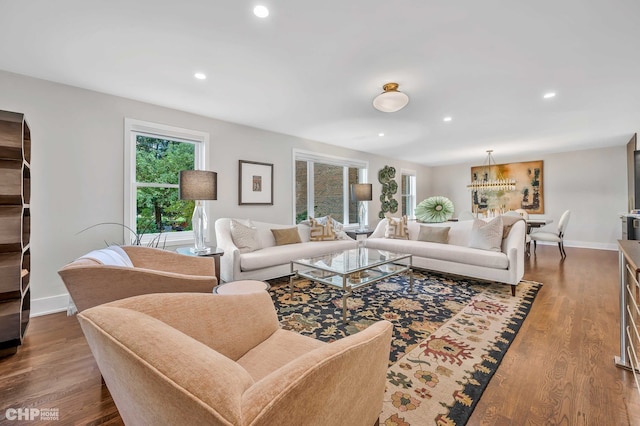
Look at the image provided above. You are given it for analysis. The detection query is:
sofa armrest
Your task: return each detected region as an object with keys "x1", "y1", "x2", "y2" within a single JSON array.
[
  {"x1": 369, "y1": 219, "x2": 388, "y2": 238},
  {"x1": 215, "y1": 218, "x2": 244, "y2": 282},
  {"x1": 58, "y1": 265, "x2": 217, "y2": 312},
  {"x1": 242, "y1": 320, "x2": 393, "y2": 425},
  {"x1": 101, "y1": 292, "x2": 281, "y2": 361},
  {"x1": 502, "y1": 220, "x2": 526, "y2": 284}
]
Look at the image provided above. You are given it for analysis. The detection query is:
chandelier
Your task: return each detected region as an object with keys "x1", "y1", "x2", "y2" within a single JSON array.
[{"x1": 467, "y1": 150, "x2": 516, "y2": 192}]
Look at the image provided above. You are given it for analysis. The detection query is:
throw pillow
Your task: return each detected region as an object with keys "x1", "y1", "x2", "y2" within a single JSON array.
[
  {"x1": 300, "y1": 215, "x2": 344, "y2": 232},
  {"x1": 309, "y1": 217, "x2": 337, "y2": 241},
  {"x1": 384, "y1": 214, "x2": 409, "y2": 239},
  {"x1": 468, "y1": 217, "x2": 504, "y2": 252},
  {"x1": 271, "y1": 227, "x2": 302, "y2": 246},
  {"x1": 230, "y1": 219, "x2": 260, "y2": 253},
  {"x1": 418, "y1": 226, "x2": 450, "y2": 244}
]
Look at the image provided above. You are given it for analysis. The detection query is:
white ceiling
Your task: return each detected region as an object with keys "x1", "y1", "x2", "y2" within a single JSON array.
[{"x1": 1, "y1": 0, "x2": 639, "y2": 166}]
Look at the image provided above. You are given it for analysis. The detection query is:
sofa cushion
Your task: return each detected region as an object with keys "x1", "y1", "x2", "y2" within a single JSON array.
[
  {"x1": 309, "y1": 217, "x2": 337, "y2": 241},
  {"x1": 384, "y1": 214, "x2": 409, "y2": 239},
  {"x1": 240, "y1": 240, "x2": 356, "y2": 271},
  {"x1": 418, "y1": 225, "x2": 450, "y2": 244},
  {"x1": 468, "y1": 217, "x2": 504, "y2": 252},
  {"x1": 237, "y1": 329, "x2": 326, "y2": 382},
  {"x1": 271, "y1": 228, "x2": 302, "y2": 246},
  {"x1": 365, "y1": 238, "x2": 509, "y2": 269},
  {"x1": 230, "y1": 219, "x2": 261, "y2": 253}
]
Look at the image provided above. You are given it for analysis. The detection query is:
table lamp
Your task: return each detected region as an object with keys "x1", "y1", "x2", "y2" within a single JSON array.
[
  {"x1": 179, "y1": 170, "x2": 217, "y2": 254},
  {"x1": 350, "y1": 183, "x2": 373, "y2": 231}
]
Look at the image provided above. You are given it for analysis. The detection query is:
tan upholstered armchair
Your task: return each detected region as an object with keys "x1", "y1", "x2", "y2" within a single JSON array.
[
  {"x1": 78, "y1": 291, "x2": 393, "y2": 426},
  {"x1": 58, "y1": 246, "x2": 217, "y2": 312}
]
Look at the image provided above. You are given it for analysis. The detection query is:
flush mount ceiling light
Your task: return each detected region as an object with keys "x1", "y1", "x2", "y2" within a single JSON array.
[
  {"x1": 253, "y1": 5, "x2": 269, "y2": 18},
  {"x1": 543, "y1": 92, "x2": 556, "y2": 99},
  {"x1": 194, "y1": 72, "x2": 206, "y2": 80},
  {"x1": 372, "y1": 82, "x2": 409, "y2": 113}
]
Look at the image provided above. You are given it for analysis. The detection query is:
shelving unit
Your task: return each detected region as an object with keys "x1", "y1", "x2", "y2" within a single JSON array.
[{"x1": 0, "y1": 110, "x2": 30, "y2": 357}]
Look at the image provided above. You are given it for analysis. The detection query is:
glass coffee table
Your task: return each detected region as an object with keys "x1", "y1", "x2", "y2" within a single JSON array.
[{"x1": 289, "y1": 248, "x2": 412, "y2": 322}]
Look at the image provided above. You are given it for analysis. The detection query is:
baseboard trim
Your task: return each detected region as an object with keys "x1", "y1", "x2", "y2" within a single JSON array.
[
  {"x1": 31, "y1": 294, "x2": 69, "y2": 317},
  {"x1": 535, "y1": 240, "x2": 618, "y2": 251}
]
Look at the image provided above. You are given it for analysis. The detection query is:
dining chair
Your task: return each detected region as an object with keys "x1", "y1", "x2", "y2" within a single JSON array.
[{"x1": 530, "y1": 210, "x2": 571, "y2": 259}]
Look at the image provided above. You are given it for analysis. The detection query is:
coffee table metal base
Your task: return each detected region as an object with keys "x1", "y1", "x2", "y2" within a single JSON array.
[{"x1": 289, "y1": 250, "x2": 412, "y2": 323}]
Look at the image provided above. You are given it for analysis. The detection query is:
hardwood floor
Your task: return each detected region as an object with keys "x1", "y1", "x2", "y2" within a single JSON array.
[
  {"x1": 0, "y1": 245, "x2": 638, "y2": 425},
  {"x1": 469, "y1": 245, "x2": 640, "y2": 425}
]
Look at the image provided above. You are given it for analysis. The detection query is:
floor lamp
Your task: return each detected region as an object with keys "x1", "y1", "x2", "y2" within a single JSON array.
[
  {"x1": 351, "y1": 183, "x2": 373, "y2": 231},
  {"x1": 179, "y1": 170, "x2": 217, "y2": 254}
]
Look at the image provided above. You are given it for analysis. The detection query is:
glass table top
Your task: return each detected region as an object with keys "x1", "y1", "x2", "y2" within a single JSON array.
[{"x1": 292, "y1": 248, "x2": 411, "y2": 275}]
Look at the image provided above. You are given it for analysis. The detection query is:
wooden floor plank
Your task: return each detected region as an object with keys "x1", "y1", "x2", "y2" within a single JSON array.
[
  {"x1": 0, "y1": 245, "x2": 638, "y2": 424},
  {"x1": 469, "y1": 245, "x2": 640, "y2": 425}
]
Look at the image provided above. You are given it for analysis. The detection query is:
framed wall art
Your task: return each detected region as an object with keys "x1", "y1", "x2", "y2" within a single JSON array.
[
  {"x1": 239, "y1": 160, "x2": 273, "y2": 205},
  {"x1": 471, "y1": 160, "x2": 544, "y2": 214}
]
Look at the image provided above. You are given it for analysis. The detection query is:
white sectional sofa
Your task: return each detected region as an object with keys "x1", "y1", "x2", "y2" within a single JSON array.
[
  {"x1": 214, "y1": 218, "x2": 358, "y2": 282},
  {"x1": 364, "y1": 217, "x2": 526, "y2": 295}
]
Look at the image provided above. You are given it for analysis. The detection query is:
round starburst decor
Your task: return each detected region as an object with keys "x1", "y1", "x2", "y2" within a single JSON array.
[{"x1": 415, "y1": 196, "x2": 454, "y2": 223}]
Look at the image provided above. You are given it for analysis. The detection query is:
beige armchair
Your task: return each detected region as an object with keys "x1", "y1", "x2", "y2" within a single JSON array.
[
  {"x1": 58, "y1": 246, "x2": 217, "y2": 312},
  {"x1": 78, "y1": 291, "x2": 393, "y2": 426}
]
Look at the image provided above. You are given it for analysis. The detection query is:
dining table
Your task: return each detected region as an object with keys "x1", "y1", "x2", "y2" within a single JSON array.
[{"x1": 526, "y1": 218, "x2": 553, "y2": 233}]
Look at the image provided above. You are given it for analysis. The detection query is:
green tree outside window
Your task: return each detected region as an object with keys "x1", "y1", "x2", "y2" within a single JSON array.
[{"x1": 135, "y1": 136, "x2": 195, "y2": 233}]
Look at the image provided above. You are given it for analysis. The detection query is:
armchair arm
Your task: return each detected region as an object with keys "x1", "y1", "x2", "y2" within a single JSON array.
[
  {"x1": 78, "y1": 306, "x2": 254, "y2": 426},
  {"x1": 122, "y1": 246, "x2": 215, "y2": 276},
  {"x1": 102, "y1": 292, "x2": 281, "y2": 361},
  {"x1": 242, "y1": 320, "x2": 393, "y2": 426},
  {"x1": 58, "y1": 265, "x2": 217, "y2": 312}
]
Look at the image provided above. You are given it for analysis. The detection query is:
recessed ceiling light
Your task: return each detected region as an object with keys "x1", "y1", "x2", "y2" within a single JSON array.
[
  {"x1": 443, "y1": 116, "x2": 452, "y2": 122},
  {"x1": 378, "y1": 133, "x2": 385, "y2": 137},
  {"x1": 253, "y1": 5, "x2": 269, "y2": 18},
  {"x1": 194, "y1": 72, "x2": 206, "y2": 80},
  {"x1": 543, "y1": 92, "x2": 556, "y2": 99}
]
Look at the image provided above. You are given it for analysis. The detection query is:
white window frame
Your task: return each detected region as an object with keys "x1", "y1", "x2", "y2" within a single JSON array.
[
  {"x1": 124, "y1": 118, "x2": 209, "y2": 246},
  {"x1": 292, "y1": 149, "x2": 369, "y2": 229},
  {"x1": 401, "y1": 168, "x2": 417, "y2": 220}
]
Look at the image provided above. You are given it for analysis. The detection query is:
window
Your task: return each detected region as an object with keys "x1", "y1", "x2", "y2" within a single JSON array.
[
  {"x1": 293, "y1": 151, "x2": 368, "y2": 227},
  {"x1": 401, "y1": 170, "x2": 417, "y2": 219},
  {"x1": 124, "y1": 118, "x2": 209, "y2": 244}
]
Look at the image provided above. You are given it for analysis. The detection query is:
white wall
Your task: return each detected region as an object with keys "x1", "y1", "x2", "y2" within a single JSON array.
[
  {"x1": 427, "y1": 146, "x2": 627, "y2": 250},
  {"x1": 0, "y1": 70, "x2": 429, "y2": 315}
]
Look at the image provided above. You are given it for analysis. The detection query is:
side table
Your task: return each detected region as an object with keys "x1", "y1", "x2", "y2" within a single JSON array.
[
  {"x1": 213, "y1": 280, "x2": 271, "y2": 294},
  {"x1": 345, "y1": 229, "x2": 374, "y2": 241},
  {"x1": 175, "y1": 247, "x2": 224, "y2": 283}
]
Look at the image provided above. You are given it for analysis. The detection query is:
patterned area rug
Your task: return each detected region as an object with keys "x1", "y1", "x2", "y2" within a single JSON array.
[{"x1": 268, "y1": 270, "x2": 541, "y2": 426}]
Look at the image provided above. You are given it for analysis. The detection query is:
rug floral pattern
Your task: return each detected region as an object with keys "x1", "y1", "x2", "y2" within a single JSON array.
[{"x1": 269, "y1": 271, "x2": 541, "y2": 425}]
